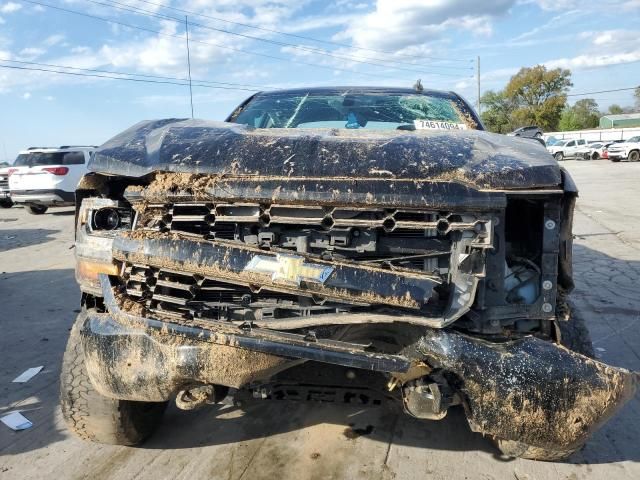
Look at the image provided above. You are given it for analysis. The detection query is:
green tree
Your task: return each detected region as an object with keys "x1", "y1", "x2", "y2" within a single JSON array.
[
  {"x1": 559, "y1": 109, "x2": 580, "y2": 131},
  {"x1": 479, "y1": 65, "x2": 572, "y2": 133},
  {"x1": 559, "y1": 99, "x2": 599, "y2": 131},
  {"x1": 480, "y1": 90, "x2": 514, "y2": 133},
  {"x1": 608, "y1": 104, "x2": 623, "y2": 115},
  {"x1": 504, "y1": 65, "x2": 572, "y2": 131},
  {"x1": 573, "y1": 98, "x2": 600, "y2": 128}
]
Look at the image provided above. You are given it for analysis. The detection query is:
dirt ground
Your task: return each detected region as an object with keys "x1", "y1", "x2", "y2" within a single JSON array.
[{"x1": 1, "y1": 159, "x2": 639, "y2": 480}]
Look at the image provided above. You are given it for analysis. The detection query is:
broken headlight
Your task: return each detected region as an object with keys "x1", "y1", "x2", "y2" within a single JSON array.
[
  {"x1": 90, "y1": 207, "x2": 133, "y2": 232},
  {"x1": 75, "y1": 198, "x2": 132, "y2": 295},
  {"x1": 92, "y1": 207, "x2": 128, "y2": 231}
]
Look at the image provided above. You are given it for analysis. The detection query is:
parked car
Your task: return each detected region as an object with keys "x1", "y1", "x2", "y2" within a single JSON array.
[
  {"x1": 63, "y1": 87, "x2": 636, "y2": 462},
  {"x1": 546, "y1": 138, "x2": 589, "y2": 161},
  {"x1": 508, "y1": 125, "x2": 543, "y2": 138},
  {"x1": 8, "y1": 146, "x2": 95, "y2": 214},
  {"x1": 0, "y1": 166, "x2": 13, "y2": 208},
  {"x1": 606, "y1": 136, "x2": 640, "y2": 162},
  {"x1": 582, "y1": 141, "x2": 618, "y2": 160},
  {"x1": 601, "y1": 140, "x2": 625, "y2": 160}
]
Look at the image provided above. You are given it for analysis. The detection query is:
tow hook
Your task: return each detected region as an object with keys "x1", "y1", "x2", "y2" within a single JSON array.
[
  {"x1": 402, "y1": 375, "x2": 461, "y2": 420},
  {"x1": 175, "y1": 385, "x2": 229, "y2": 410}
]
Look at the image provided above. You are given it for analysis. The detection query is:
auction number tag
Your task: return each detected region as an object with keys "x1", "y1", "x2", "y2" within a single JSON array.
[{"x1": 414, "y1": 120, "x2": 468, "y2": 130}]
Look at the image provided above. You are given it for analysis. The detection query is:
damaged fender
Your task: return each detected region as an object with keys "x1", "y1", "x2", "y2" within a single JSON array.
[{"x1": 410, "y1": 330, "x2": 638, "y2": 451}]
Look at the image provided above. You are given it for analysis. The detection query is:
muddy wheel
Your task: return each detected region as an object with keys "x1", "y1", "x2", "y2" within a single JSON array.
[
  {"x1": 27, "y1": 204, "x2": 48, "y2": 215},
  {"x1": 60, "y1": 312, "x2": 167, "y2": 445},
  {"x1": 554, "y1": 152, "x2": 564, "y2": 161},
  {"x1": 493, "y1": 297, "x2": 595, "y2": 461},
  {"x1": 629, "y1": 151, "x2": 640, "y2": 162},
  {"x1": 0, "y1": 198, "x2": 12, "y2": 208}
]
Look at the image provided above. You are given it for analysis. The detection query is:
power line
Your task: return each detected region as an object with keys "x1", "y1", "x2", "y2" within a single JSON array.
[
  {"x1": 113, "y1": 0, "x2": 473, "y2": 64},
  {"x1": 0, "y1": 63, "x2": 260, "y2": 91},
  {"x1": 81, "y1": 0, "x2": 472, "y2": 78},
  {"x1": 0, "y1": 58, "x2": 269, "y2": 90},
  {"x1": 567, "y1": 86, "x2": 638, "y2": 97},
  {"x1": 20, "y1": 0, "x2": 427, "y2": 81},
  {"x1": 185, "y1": 15, "x2": 194, "y2": 118}
]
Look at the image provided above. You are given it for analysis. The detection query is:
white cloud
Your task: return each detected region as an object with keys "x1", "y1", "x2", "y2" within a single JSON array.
[
  {"x1": 22, "y1": 92, "x2": 31, "y2": 99},
  {"x1": 510, "y1": 10, "x2": 580, "y2": 42},
  {"x1": 43, "y1": 34, "x2": 65, "y2": 47},
  {"x1": 545, "y1": 50, "x2": 640, "y2": 70},
  {"x1": 0, "y1": 2, "x2": 21, "y2": 14},
  {"x1": 530, "y1": 0, "x2": 579, "y2": 10},
  {"x1": 336, "y1": 0, "x2": 515, "y2": 51},
  {"x1": 18, "y1": 47, "x2": 45, "y2": 60},
  {"x1": 70, "y1": 46, "x2": 90, "y2": 54},
  {"x1": 44, "y1": 95, "x2": 54, "y2": 101},
  {"x1": 590, "y1": 29, "x2": 637, "y2": 49}
]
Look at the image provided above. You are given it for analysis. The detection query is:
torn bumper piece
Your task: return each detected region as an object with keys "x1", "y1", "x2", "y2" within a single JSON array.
[
  {"x1": 412, "y1": 330, "x2": 638, "y2": 451},
  {"x1": 83, "y1": 275, "x2": 637, "y2": 452}
]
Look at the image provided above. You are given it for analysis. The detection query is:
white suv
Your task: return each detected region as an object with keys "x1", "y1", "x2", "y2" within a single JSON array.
[
  {"x1": 606, "y1": 136, "x2": 640, "y2": 162},
  {"x1": 8, "y1": 146, "x2": 96, "y2": 214},
  {"x1": 0, "y1": 166, "x2": 12, "y2": 208},
  {"x1": 546, "y1": 138, "x2": 589, "y2": 161}
]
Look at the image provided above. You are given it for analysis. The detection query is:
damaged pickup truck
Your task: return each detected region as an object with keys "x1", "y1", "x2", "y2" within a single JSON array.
[{"x1": 61, "y1": 87, "x2": 637, "y2": 460}]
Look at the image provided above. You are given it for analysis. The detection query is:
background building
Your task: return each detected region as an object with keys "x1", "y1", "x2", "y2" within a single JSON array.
[{"x1": 599, "y1": 113, "x2": 640, "y2": 129}]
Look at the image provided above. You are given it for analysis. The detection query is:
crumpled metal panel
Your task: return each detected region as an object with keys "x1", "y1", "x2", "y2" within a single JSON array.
[
  {"x1": 88, "y1": 119, "x2": 561, "y2": 190},
  {"x1": 413, "y1": 330, "x2": 638, "y2": 451}
]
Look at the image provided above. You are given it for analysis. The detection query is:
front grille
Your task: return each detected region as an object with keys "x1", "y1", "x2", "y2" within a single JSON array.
[
  {"x1": 0, "y1": 175, "x2": 8, "y2": 191},
  {"x1": 123, "y1": 263, "x2": 355, "y2": 321},
  {"x1": 122, "y1": 201, "x2": 492, "y2": 322},
  {"x1": 137, "y1": 203, "x2": 489, "y2": 273}
]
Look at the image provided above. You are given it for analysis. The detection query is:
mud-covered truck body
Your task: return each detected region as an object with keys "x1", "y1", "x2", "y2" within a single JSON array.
[{"x1": 62, "y1": 87, "x2": 637, "y2": 459}]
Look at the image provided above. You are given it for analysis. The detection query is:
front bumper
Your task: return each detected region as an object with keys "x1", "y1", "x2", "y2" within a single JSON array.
[{"x1": 81, "y1": 273, "x2": 638, "y2": 452}]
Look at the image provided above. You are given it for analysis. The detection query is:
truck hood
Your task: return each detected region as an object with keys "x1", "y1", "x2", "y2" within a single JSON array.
[
  {"x1": 89, "y1": 118, "x2": 561, "y2": 190},
  {"x1": 608, "y1": 142, "x2": 635, "y2": 149}
]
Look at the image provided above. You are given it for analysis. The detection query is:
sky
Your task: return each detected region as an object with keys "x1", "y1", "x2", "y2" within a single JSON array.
[{"x1": 0, "y1": 0, "x2": 639, "y2": 162}]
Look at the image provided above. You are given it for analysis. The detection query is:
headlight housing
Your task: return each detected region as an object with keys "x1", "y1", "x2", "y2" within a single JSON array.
[
  {"x1": 90, "y1": 206, "x2": 133, "y2": 232},
  {"x1": 76, "y1": 198, "x2": 133, "y2": 295}
]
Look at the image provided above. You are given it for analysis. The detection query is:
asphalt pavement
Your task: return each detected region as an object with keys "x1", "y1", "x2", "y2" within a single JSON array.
[{"x1": 1, "y1": 159, "x2": 639, "y2": 480}]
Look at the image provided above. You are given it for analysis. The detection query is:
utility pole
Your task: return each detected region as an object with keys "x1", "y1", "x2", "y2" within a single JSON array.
[
  {"x1": 185, "y1": 15, "x2": 194, "y2": 119},
  {"x1": 476, "y1": 56, "x2": 481, "y2": 114}
]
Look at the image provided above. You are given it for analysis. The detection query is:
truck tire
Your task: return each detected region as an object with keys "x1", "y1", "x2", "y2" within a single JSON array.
[
  {"x1": 629, "y1": 151, "x2": 639, "y2": 162},
  {"x1": 60, "y1": 313, "x2": 167, "y2": 445},
  {"x1": 27, "y1": 204, "x2": 48, "y2": 215},
  {"x1": 494, "y1": 298, "x2": 595, "y2": 461},
  {"x1": 0, "y1": 198, "x2": 12, "y2": 208},
  {"x1": 554, "y1": 152, "x2": 564, "y2": 161}
]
